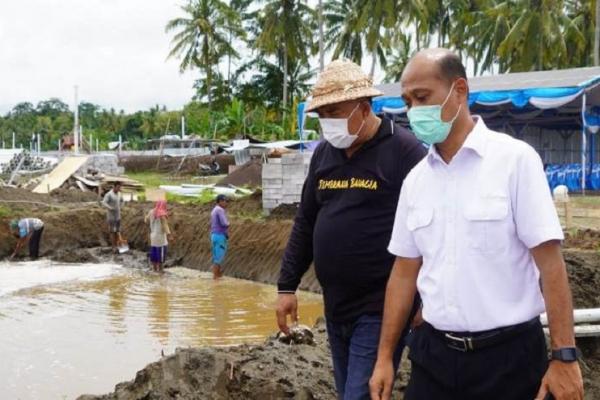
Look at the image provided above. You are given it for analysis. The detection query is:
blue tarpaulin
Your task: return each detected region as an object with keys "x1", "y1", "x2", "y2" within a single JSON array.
[{"x1": 546, "y1": 163, "x2": 600, "y2": 191}]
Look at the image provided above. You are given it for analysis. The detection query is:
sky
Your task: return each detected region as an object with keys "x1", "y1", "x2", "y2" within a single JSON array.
[{"x1": 0, "y1": 0, "x2": 197, "y2": 114}]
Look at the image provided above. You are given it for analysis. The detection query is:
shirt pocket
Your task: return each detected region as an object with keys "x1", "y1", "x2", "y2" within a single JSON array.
[
  {"x1": 406, "y1": 206, "x2": 435, "y2": 254},
  {"x1": 463, "y1": 196, "x2": 510, "y2": 253}
]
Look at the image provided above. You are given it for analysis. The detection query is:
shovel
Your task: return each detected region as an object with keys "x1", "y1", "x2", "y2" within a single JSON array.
[{"x1": 117, "y1": 234, "x2": 129, "y2": 254}]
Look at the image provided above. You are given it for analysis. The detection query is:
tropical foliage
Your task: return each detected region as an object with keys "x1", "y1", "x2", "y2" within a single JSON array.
[{"x1": 3, "y1": 0, "x2": 600, "y2": 148}]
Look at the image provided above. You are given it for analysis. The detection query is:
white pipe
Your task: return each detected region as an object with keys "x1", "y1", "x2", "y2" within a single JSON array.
[
  {"x1": 541, "y1": 308, "x2": 600, "y2": 325},
  {"x1": 37, "y1": 133, "x2": 41, "y2": 155},
  {"x1": 119, "y1": 134, "x2": 122, "y2": 152},
  {"x1": 12, "y1": 131, "x2": 15, "y2": 149},
  {"x1": 96, "y1": 138, "x2": 99, "y2": 152},
  {"x1": 89, "y1": 133, "x2": 92, "y2": 153}
]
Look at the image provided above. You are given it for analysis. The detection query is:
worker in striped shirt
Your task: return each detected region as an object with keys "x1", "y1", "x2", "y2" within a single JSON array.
[{"x1": 9, "y1": 217, "x2": 45, "y2": 260}]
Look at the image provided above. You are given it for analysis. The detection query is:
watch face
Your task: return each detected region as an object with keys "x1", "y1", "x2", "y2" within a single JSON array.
[{"x1": 553, "y1": 348, "x2": 578, "y2": 362}]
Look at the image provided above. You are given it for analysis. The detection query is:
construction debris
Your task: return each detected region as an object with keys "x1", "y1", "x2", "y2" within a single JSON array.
[{"x1": 0, "y1": 150, "x2": 53, "y2": 175}]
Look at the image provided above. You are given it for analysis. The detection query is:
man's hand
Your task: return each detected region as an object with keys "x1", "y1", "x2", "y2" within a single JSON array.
[
  {"x1": 535, "y1": 360, "x2": 583, "y2": 400},
  {"x1": 275, "y1": 293, "x2": 298, "y2": 335},
  {"x1": 369, "y1": 359, "x2": 395, "y2": 400}
]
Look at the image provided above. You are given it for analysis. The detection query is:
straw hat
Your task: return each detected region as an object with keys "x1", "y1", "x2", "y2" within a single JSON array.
[{"x1": 305, "y1": 59, "x2": 383, "y2": 112}]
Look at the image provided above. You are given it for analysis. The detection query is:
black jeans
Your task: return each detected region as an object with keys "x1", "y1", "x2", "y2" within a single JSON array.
[
  {"x1": 405, "y1": 319, "x2": 548, "y2": 400},
  {"x1": 29, "y1": 227, "x2": 44, "y2": 260}
]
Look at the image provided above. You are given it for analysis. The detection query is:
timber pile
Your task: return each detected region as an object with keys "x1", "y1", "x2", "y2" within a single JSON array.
[{"x1": 61, "y1": 170, "x2": 144, "y2": 195}]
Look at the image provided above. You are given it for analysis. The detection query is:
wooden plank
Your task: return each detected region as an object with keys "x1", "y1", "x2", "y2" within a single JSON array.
[
  {"x1": 73, "y1": 175, "x2": 100, "y2": 187},
  {"x1": 32, "y1": 156, "x2": 89, "y2": 193}
]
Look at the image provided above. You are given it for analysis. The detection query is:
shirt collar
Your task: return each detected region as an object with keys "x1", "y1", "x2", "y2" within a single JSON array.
[{"x1": 426, "y1": 116, "x2": 488, "y2": 164}]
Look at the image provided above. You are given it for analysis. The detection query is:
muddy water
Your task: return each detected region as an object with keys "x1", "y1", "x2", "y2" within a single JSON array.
[{"x1": 0, "y1": 260, "x2": 324, "y2": 399}]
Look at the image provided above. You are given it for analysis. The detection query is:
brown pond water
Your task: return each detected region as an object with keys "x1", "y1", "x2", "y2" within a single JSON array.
[{"x1": 0, "y1": 260, "x2": 324, "y2": 399}]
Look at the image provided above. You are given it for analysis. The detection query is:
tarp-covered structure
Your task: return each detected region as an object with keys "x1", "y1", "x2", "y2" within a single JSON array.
[{"x1": 299, "y1": 66, "x2": 600, "y2": 191}]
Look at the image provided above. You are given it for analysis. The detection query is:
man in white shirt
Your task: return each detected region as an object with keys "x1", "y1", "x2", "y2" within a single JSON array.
[{"x1": 369, "y1": 49, "x2": 583, "y2": 400}]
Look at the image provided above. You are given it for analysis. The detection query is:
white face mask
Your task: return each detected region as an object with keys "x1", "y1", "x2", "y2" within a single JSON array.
[{"x1": 318, "y1": 104, "x2": 365, "y2": 149}]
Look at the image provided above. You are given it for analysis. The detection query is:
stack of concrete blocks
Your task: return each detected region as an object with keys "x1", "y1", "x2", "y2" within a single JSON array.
[
  {"x1": 262, "y1": 152, "x2": 313, "y2": 213},
  {"x1": 75, "y1": 154, "x2": 125, "y2": 176}
]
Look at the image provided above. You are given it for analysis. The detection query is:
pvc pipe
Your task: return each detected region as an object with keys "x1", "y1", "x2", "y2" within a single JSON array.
[{"x1": 541, "y1": 308, "x2": 600, "y2": 325}]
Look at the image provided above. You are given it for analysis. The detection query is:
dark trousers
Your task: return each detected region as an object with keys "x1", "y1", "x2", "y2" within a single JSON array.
[
  {"x1": 405, "y1": 319, "x2": 548, "y2": 400},
  {"x1": 29, "y1": 227, "x2": 44, "y2": 260},
  {"x1": 326, "y1": 314, "x2": 407, "y2": 400}
]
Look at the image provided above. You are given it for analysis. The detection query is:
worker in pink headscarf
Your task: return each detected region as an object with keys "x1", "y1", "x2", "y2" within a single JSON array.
[{"x1": 145, "y1": 200, "x2": 173, "y2": 273}]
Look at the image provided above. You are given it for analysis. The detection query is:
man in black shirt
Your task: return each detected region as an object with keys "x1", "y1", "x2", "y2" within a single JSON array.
[{"x1": 276, "y1": 59, "x2": 426, "y2": 399}]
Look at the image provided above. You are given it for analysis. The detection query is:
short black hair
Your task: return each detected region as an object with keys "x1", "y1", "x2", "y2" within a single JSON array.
[{"x1": 437, "y1": 53, "x2": 467, "y2": 84}]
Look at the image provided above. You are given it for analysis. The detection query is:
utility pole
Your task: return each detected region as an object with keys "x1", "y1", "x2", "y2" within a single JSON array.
[
  {"x1": 74, "y1": 85, "x2": 79, "y2": 154},
  {"x1": 181, "y1": 115, "x2": 185, "y2": 139}
]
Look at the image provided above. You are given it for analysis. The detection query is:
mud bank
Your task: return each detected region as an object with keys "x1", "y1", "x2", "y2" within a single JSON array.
[
  {"x1": 0, "y1": 189, "x2": 320, "y2": 292},
  {"x1": 77, "y1": 320, "x2": 411, "y2": 400}
]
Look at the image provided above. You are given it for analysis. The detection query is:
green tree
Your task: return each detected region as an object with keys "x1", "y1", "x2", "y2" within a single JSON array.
[
  {"x1": 324, "y1": 0, "x2": 364, "y2": 64},
  {"x1": 254, "y1": 0, "x2": 316, "y2": 109},
  {"x1": 166, "y1": 0, "x2": 243, "y2": 108}
]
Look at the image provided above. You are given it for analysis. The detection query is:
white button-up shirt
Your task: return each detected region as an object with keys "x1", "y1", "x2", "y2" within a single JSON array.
[{"x1": 388, "y1": 117, "x2": 564, "y2": 332}]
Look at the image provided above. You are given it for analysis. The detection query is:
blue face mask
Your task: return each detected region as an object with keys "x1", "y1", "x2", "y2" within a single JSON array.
[{"x1": 407, "y1": 83, "x2": 462, "y2": 145}]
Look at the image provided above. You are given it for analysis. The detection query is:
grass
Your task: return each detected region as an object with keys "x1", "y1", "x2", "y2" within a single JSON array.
[
  {"x1": 125, "y1": 171, "x2": 190, "y2": 190},
  {"x1": 0, "y1": 205, "x2": 10, "y2": 218},
  {"x1": 570, "y1": 195, "x2": 600, "y2": 208}
]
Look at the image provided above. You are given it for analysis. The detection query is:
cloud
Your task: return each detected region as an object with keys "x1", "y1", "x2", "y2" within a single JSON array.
[{"x1": 0, "y1": 0, "x2": 197, "y2": 114}]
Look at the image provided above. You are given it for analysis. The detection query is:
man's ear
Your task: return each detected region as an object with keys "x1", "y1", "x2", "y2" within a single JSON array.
[
  {"x1": 360, "y1": 100, "x2": 372, "y2": 117},
  {"x1": 455, "y1": 78, "x2": 469, "y2": 103}
]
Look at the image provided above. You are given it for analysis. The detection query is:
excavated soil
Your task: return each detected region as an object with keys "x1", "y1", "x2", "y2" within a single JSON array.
[
  {"x1": 566, "y1": 229, "x2": 600, "y2": 251},
  {"x1": 216, "y1": 160, "x2": 262, "y2": 188},
  {"x1": 1, "y1": 187, "x2": 599, "y2": 399},
  {"x1": 119, "y1": 154, "x2": 235, "y2": 175}
]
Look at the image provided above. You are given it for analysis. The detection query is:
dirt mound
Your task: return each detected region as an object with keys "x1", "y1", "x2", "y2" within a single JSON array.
[
  {"x1": 268, "y1": 203, "x2": 299, "y2": 220},
  {"x1": 565, "y1": 229, "x2": 600, "y2": 251},
  {"x1": 77, "y1": 321, "x2": 337, "y2": 400},
  {"x1": 50, "y1": 188, "x2": 99, "y2": 203},
  {"x1": 119, "y1": 154, "x2": 235, "y2": 175},
  {"x1": 564, "y1": 250, "x2": 600, "y2": 309},
  {"x1": 77, "y1": 320, "x2": 412, "y2": 400},
  {"x1": 216, "y1": 159, "x2": 262, "y2": 188},
  {"x1": 226, "y1": 190, "x2": 263, "y2": 216}
]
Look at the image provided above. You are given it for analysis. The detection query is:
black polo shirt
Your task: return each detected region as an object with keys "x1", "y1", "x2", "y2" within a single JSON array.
[{"x1": 277, "y1": 116, "x2": 427, "y2": 323}]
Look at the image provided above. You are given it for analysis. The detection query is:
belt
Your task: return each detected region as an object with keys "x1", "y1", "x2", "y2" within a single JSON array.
[{"x1": 427, "y1": 317, "x2": 540, "y2": 352}]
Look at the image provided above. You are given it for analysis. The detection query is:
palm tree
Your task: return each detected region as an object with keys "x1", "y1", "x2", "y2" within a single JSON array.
[
  {"x1": 255, "y1": 0, "x2": 316, "y2": 110},
  {"x1": 166, "y1": 0, "x2": 243, "y2": 108},
  {"x1": 227, "y1": 0, "x2": 251, "y2": 87},
  {"x1": 323, "y1": 0, "x2": 364, "y2": 64},
  {"x1": 383, "y1": 32, "x2": 413, "y2": 83},
  {"x1": 472, "y1": 0, "x2": 584, "y2": 72}
]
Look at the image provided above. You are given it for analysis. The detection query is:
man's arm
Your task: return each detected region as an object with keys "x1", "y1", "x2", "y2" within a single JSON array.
[
  {"x1": 369, "y1": 256, "x2": 421, "y2": 400},
  {"x1": 533, "y1": 241, "x2": 583, "y2": 400},
  {"x1": 218, "y1": 210, "x2": 230, "y2": 228},
  {"x1": 11, "y1": 234, "x2": 31, "y2": 258},
  {"x1": 101, "y1": 193, "x2": 114, "y2": 210},
  {"x1": 510, "y1": 146, "x2": 582, "y2": 399},
  {"x1": 276, "y1": 149, "x2": 320, "y2": 334}
]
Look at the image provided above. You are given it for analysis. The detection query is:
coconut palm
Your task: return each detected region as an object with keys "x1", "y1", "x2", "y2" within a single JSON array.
[
  {"x1": 323, "y1": 0, "x2": 364, "y2": 64},
  {"x1": 383, "y1": 32, "x2": 413, "y2": 83},
  {"x1": 166, "y1": 0, "x2": 243, "y2": 108},
  {"x1": 470, "y1": 0, "x2": 583, "y2": 72},
  {"x1": 254, "y1": 0, "x2": 316, "y2": 109}
]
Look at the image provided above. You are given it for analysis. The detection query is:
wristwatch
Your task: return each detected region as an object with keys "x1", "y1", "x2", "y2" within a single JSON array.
[{"x1": 551, "y1": 347, "x2": 579, "y2": 363}]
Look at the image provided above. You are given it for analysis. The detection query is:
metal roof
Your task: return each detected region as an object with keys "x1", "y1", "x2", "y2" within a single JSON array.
[{"x1": 376, "y1": 66, "x2": 600, "y2": 97}]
